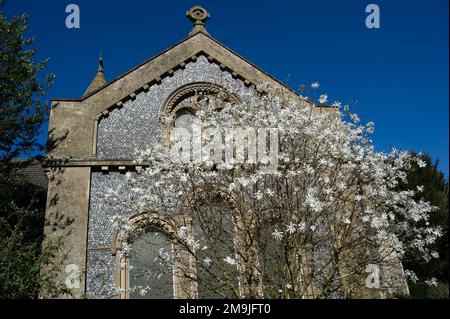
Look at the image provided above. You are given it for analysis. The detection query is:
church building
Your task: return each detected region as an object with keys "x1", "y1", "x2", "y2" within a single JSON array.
[{"x1": 43, "y1": 6, "x2": 408, "y2": 299}]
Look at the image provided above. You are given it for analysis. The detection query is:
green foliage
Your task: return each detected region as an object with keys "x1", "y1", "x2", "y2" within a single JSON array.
[
  {"x1": 0, "y1": 10, "x2": 67, "y2": 298},
  {"x1": 0, "y1": 10, "x2": 54, "y2": 160},
  {"x1": 408, "y1": 282, "x2": 449, "y2": 299},
  {"x1": 402, "y1": 152, "x2": 449, "y2": 299},
  {"x1": 0, "y1": 202, "x2": 69, "y2": 298},
  {"x1": 0, "y1": 186, "x2": 70, "y2": 298},
  {"x1": 0, "y1": 161, "x2": 70, "y2": 298}
]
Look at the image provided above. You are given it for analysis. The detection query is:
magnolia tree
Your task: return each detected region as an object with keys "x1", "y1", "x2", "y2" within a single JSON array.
[{"x1": 104, "y1": 81, "x2": 441, "y2": 299}]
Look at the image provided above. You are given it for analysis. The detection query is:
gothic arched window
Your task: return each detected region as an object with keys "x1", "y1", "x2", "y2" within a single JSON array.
[
  {"x1": 114, "y1": 214, "x2": 180, "y2": 299},
  {"x1": 192, "y1": 196, "x2": 239, "y2": 298},
  {"x1": 128, "y1": 227, "x2": 174, "y2": 299}
]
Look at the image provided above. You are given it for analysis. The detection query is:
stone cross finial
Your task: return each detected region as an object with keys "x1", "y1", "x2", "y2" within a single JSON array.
[{"x1": 186, "y1": 6, "x2": 210, "y2": 36}]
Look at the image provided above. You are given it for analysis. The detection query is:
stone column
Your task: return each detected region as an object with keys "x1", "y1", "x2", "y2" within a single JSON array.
[{"x1": 41, "y1": 166, "x2": 91, "y2": 298}]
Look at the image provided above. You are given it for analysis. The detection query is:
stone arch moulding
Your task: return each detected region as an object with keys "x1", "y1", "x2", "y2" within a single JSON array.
[
  {"x1": 182, "y1": 186, "x2": 238, "y2": 212},
  {"x1": 111, "y1": 212, "x2": 185, "y2": 299},
  {"x1": 160, "y1": 81, "x2": 240, "y2": 130},
  {"x1": 111, "y1": 212, "x2": 178, "y2": 254}
]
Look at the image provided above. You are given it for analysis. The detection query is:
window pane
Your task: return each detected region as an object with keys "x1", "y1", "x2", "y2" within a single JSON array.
[
  {"x1": 257, "y1": 225, "x2": 287, "y2": 298},
  {"x1": 174, "y1": 109, "x2": 196, "y2": 134},
  {"x1": 194, "y1": 201, "x2": 238, "y2": 298},
  {"x1": 128, "y1": 228, "x2": 174, "y2": 299}
]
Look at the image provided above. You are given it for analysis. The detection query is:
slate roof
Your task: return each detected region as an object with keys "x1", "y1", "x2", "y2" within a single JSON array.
[{"x1": 10, "y1": 158, "x2": 48, "y2": 190}]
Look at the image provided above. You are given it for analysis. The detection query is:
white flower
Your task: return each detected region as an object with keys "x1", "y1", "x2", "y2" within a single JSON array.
[
  {"x1": 310, "y1": 225, "x2": 316, "y2": 231},
  {"x1": 177, "y1": 226, "x2": 189, "y2": 240},
  {"x1": 417, "y1": 158, "x2": 427, "y2": 168},
  {"x1": 364, "y1": 121, "x2": 375, "y2": 133},
  {"x1": 370, "y1": 217, "x2": 383, "y2": 229},
  {"x1": 186, "y1": 237, "x2": 200, "y2": 252},
  {"x1": 331, "y1": 101, "x2": 341, "y2": 108},
  {"x1": 343, "y1": 218, "x2": 351, "y2": 225},
  {"x1": 430, "y1": 251, "x2": 439, "y2": 259},
  {"x1": 204, "y1": 257, "x2": 212, "y2": 267},
  {"x1": 223, "y1": 256, "x2": 236, "y2": 265},
  {"x1": 305, "y1": 189, "x2": 324, "y2": 213},
  {"x1": 350, "y1": 113, "x2": 360, "y2": 123},
  {"x1": 139, "y1": 287, "x2": 149, "y2": 296},
  {"x1": 272, "y1": 229, "x2": 283, "y2": 241},
  {"x1": 337, "y1": 182, "x2": 346, "y2": 190},
  {"x1": 425, "y1": 277, "x2": 438, "y2": 287},
  {"x1": 319, "y1": 94, "x2": 328, "y2": 104},
  {"x1": 404, "y1": 270, "x2": 418, "y2": 283},
  {"x1": 311, "y1": 82, "x2": 320, "y2": 89},
  {"x1": 286, "y1": 222, "x2": 296, "y2": 234},
  {"x1": 305, "y1": 165, "x2": 315, "y2": 174},
  {"x1": 416, "y1": 185, "x2": 424, "y2": 193},
  {"x1": 298, "y1": 222, "x2": 306, "y2": 232},
  {"x1": 238, "y1": 177, "x2": 250, "y2": 187}
]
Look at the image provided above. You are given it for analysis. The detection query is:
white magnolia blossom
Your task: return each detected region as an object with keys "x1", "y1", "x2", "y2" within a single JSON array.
[
  {"x1": 102, "y1": 81, "x2": 440, "y2": 298},
  {"x1": 204, "y1": 257, "x2": 212, "y2": 267},
  {"x1": 272, "y1": 229, "x2": 284, "y2": 241},
  {"x1": 430, "y1": 251, "x2": 439, "y2": 259},
  {"x1": 404, "y1": 270, "x2": 418, "y2": 284},
  {"x1": 319, "y1": 94, "x2": 328, "y2": 104},
  {"x1": 332, "y1": 101, "x2": 342, "y2": 108},
  {"x1": 266, "y1": 189, "x2": 275, "y2": 197},
  {"x1": 139, "y1": 287, "x2": 150, "y2": 296},
  {"x1": 425, "y1": 277, "x2": 438, "y2": 287},
  {"x1": 224, "y1": 256, "x2": 236, "y2": 266},
  {"x1": 298, "y1": 222, "x2": 307, "y2": 232},
  {"x1": 286, "y1": 222, "x2": 296, "y2": 234},
  {"x1": 417, "y1": 159, "x2": 427, "y2": 168}
]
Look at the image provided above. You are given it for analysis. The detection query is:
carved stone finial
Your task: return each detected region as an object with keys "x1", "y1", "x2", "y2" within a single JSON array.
[
  {"x1": 186, "y1": 6, "x2": 210, "y2": 36},
  {"x1": 98, "y1": 53, "x2": 104, "y2": 72}
]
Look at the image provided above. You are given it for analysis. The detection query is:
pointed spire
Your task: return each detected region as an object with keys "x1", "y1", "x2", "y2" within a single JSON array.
[{"x1": 83, "y1": 54, "x2": 107, "y2": 98}]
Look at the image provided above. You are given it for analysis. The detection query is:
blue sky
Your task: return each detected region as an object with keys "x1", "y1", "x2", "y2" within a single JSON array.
[{"x1": 3, "y1": 0, "x2": 449, "y2": 176}]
